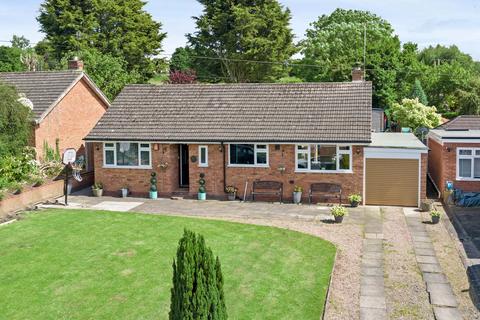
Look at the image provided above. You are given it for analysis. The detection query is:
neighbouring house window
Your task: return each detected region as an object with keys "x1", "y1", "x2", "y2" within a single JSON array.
[
  {"x1": 229, "y1": 144, "x2": 269, "y2": 166},
  {"x1": 296, "y1": 144, "x2": 352, "y2": 172},
  {"x1": 457, "y1": 148, "x2": 480, "y2": 179},
  {"x1": 103, "y1": 142, "x2": 151, "y2": 168},
  {"x1": 199, "y1": 146, "x2": 208, "y2": 167}
]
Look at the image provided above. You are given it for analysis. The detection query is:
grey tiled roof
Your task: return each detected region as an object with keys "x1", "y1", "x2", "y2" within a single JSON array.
[
  {"x1": 0, "y1": 70, "x2": 83, "y2": 120},
  {"x1": 86, "y1": 82, "x2": 372, "y2": 143},
  {"x1": 437, "y1": 115, "x2": 480, "y2": 130}
]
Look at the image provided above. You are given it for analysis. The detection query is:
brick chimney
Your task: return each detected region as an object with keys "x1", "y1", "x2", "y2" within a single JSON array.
[
  {"x1": 68, "y1": 57, "x2": 84, "y2": 71},
  {"x1": 352, "y1": 66, "x2": 364, "y2": 82}
]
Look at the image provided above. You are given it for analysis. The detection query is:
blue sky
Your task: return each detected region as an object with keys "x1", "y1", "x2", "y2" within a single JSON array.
[{"x1": 1, "y1": 0, "x2": 480, "y2": 60}]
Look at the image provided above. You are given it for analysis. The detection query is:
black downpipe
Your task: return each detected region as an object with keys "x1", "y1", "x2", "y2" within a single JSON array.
[{"x1": 222, "y1": 142, "x2": 226, "y2": 193}]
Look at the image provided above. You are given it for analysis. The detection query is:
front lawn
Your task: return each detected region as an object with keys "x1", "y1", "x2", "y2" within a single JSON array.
[{"x1": 0, "y1": 209, "x2": 335, "y2": 319}]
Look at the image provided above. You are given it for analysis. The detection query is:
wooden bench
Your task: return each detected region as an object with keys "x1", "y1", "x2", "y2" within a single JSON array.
[
  {"x1": 309, "y1": 183, "x2": 342, "y2": 204},
  {"x1": 252, "y1": 181, "x2": 283, "y2": 203}
]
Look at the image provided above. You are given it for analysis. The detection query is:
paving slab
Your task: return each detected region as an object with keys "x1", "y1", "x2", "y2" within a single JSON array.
[
  {"x1": 433, "y1": 306, "x2": 463, "y2": 320},
  {"x1": 91, "y1": 201, "x2": 144, "y2": 212},
  {"x1": 413, "y1": 241, "x2": 434, "y2": 249},
  {"x1": 361, "y1": 276, "x2": 384, "y2": 286},
  {"x1": 360, "y1": 284, "x2": 385, "y2": 297},
  {"x1": 416, "y1": 255, "x2": 439, "y2": 264},
  {"x1": 362, "y1": 258, "x2": 383, "y2": 268},
  {"x1": 365, "y1": 233, "x2": 384, "y2": 239},
  {"x1": 364, "y1": 239, "x2": 382, "y2": 246},
  {"x1": 428, "y1": 283, "x2": 459, "y2": 307},
  {"x1": 364, "y1": 244, "x2": 383, "y2": 252},
  {"x1": 363, "y1": 252, "x2": 383, "y2": 260},
  {"x1": 414, "y1": 247, "x2": 436, "y2": 256},
  {"x1": 360, "y1": 307, "x2": 388, "y2": 320},
  {"x1": 423, "y1": 272, "x2": 449, "y2": 284},
  {"x1": 360, "y1": 296, "x2": 386, "y2": 309},
  {"x1": 412, "y1": 236, "x2": 432, "y2": 243},
  {"x1": 362, "y1": 266, "x2": 383, "y2": 277},
  {"x1": 419, "y1": 263, "x2": 443, "y2": 273}
]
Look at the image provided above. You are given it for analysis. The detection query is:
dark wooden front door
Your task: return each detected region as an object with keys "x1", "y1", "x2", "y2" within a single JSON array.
[{"x1": 179, "y1": 144, "x2": 189, "y2": 187}]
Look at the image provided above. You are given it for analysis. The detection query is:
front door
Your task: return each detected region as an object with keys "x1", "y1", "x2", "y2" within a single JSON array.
[{"x1": 179, "y1": 144, "x2": 189, "y2": 187}]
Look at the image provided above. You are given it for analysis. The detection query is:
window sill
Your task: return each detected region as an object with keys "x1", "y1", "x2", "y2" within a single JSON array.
[
  {"x1": 456, "y1": 177, "x2": 480, "y2": 181},
  {"x1": 295, "y1": 170, "x2": 353, "y2": 174},
  {"x1": 103, "y1": 165, "x2": 152, "y2": 170},
  {"x1": 198, "y1": 164, "x2": 209, "y2": 168},
  {"x1": 227, "y1": 164, "x2": 270, "y2": 168}
]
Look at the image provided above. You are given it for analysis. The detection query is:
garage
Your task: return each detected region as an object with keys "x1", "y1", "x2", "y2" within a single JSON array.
[{"x1": 364, "y1": 133, "x2": 428, "y2": 207}]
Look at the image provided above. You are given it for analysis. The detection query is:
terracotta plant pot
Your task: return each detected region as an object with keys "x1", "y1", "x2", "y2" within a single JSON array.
[
  {"x1": 431, "y1": 216, "x2": 440, "y2": 224},
  {"x1": 293, "y1": 192, "x2": 302, "y2": 204},
  {"x1": 334, "y1": 215, "x2": 344, "y2": 223},
  {"x1": 92, "y1": 188, "x2": 103, "y2": 197}
]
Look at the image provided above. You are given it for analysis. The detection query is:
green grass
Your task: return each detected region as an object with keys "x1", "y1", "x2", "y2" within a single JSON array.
[{"x1": 0, "y1": 209, "x2": 335, "y2": 319}]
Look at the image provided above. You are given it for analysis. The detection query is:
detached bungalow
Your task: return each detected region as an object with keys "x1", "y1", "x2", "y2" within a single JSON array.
[
  {"x1": 0, "y1": 59, "x2": 110, "y2": 167},
  {"x1": 428, "y1": 115, "x2": 480, "y2": 194},
  {"x1": 86, "y1": 77, "x2": 427, "y2": 206}
]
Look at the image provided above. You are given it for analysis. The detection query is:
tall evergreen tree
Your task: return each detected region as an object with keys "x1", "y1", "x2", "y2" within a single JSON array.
[
  {"x1": 188, "y1": 0, "x2": 296, "y2": 83},
  {"x1": 37, "y1": 0, "x2": 166, "y2": 80},
  {"x1": 410, "y1": 79, "x2": 429, "y2": 105},
  {"x1": 299, "y1": 9, "x2": 402, "y2": 108},
  {"x1": 170, "y1": 229, "x2": 227, "y2": 320}
]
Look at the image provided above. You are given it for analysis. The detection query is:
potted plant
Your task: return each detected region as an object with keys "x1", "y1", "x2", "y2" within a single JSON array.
[
  {"x1": 348, "y1": 193, "x2": 362, "y2": 207},
  {"x1": 198, "y1": 173, "x2": 206, "y2": 200},
  {"x1": 420, "y1": 199, "x2": 433, "y2": 212},
  {"x1": 150, "y1": 172, "x2": 158, "y2": 199},
  {"x1": 331, "y1": 205, "x2": 347, "y2": 223},
  {"x1": 121, "y1": 186, "x2": 129, "y2": 198},
  {"x1": 293, "y1": 185, "x2": 303, "y2": 204},
  {"x1": 225, "y1": 185, "x2": 237, "y2": 201},
  {"x1": 431, "y1": 209, "x2": 441, "y2": 224},
  {"x1": 92, "y1": 182, "x2": 103, "y2": 197}
]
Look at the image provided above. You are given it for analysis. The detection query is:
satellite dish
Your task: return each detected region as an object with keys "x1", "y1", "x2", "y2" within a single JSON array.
[{"x1": 17, "y1": 93, "x2": 34, "y2": 109}]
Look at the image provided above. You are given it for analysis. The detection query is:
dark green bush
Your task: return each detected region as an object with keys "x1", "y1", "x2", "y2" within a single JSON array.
[{"x1": 170, "y1": 229, "x2": 227, "y2": 320}]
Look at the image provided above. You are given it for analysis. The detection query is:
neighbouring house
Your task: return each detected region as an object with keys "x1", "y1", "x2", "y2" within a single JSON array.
[
  {"x1": 0, "y1": 59, "x2": 110, "y2": 170},
  {"x1": 428, "y1": 115, "x2": 480, "y2": 194},
  {"x1": 85, "y1": 72, "x2": 428, "y2": 206}
]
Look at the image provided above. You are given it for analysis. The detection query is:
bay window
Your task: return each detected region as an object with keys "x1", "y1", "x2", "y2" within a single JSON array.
[
  {"x1": 103, "y1": 142, "x2": 151, "y2": 168},
  {"x1": 457, "y1": 148, "x2": 480, "y2": 180},
  {"x1": 229, "y1": 144, "x2": 268, "y2": 166},
  {"x1": 296, "y1": 144, "x2": 352, "y2": 172}
]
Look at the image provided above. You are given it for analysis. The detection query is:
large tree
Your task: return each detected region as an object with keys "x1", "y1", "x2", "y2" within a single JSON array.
[
  {"x1": 61, "y1": 49, "x2": 140, "y2": 100},
  {"x1": 0, "y1": 84, "x2": 33, "y2": 157},
  {"x1": 0, "y1": 46, "x2": 25, "y2": 72},
  {"x1": 299, "y1": 9, "x2": 401, "y2": 108},
  {"x1": 37, "y1": 0, "x2": 166, "y2": 80},
  {"x1": 187, "y1": 0, "x2": 296, "y2": 82},
  {"x1": 389, "y1": 98, "x2": 441, "y2": 133}
]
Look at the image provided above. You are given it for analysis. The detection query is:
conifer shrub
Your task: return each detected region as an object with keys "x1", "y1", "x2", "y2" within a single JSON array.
[{"x1": 169, "y1": 229, "x2": 227, "y2": 320}]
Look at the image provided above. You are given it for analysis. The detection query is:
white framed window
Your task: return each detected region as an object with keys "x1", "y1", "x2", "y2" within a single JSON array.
[
  {"x1": 228, "y1": 144, "x2": 269, "y2": 167},
  {"x1": 457, "y1": 148, "x2": 480, "y2": 180},
  {"x1": 103, "y1": 142, "x2": 151, "y2": 168},
  {"x1": 199, "y1": 145, "x2": 208, "y2": 167},
  {"x1": 295, "y1": 144, "x2": 352, "y2": 172}
]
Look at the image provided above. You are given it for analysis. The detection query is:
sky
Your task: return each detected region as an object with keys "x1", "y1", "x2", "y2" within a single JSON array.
[{"x1": 1, "y1": 0, "x2": 480, "y2": 60}]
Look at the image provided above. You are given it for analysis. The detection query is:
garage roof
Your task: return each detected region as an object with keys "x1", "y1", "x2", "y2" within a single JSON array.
[{"x1": 369, "y1": 133, "x2": 428, "y2": 150}]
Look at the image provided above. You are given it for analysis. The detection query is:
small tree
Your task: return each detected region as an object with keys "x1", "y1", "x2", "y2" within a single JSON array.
[
  {"x1": 169, "y1": 229, "x2": 227, "y2": 320},
  {"x1": 410, "y1": 79, "x2": 429, "y2": 105},
  {"x1": 389, "y1": 98, "x2": 441, "y2": 133},
  {"x1": 169, "y1": 69, "x2": 197, "y2": 84}
]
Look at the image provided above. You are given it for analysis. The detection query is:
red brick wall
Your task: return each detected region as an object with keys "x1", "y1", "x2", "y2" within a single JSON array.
[
  {"x1": 34, "y1": 78, "x2": 108, "y2": 159},
  {"x1": 428, "y1": 138, "x2": 480, "y2": 193},
  {"x1": 188, "y1": 144, "x2": 364, "y2": 202},
  {"x1": 93, "y1": 143, "x2": 179, "y2": 197}
]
